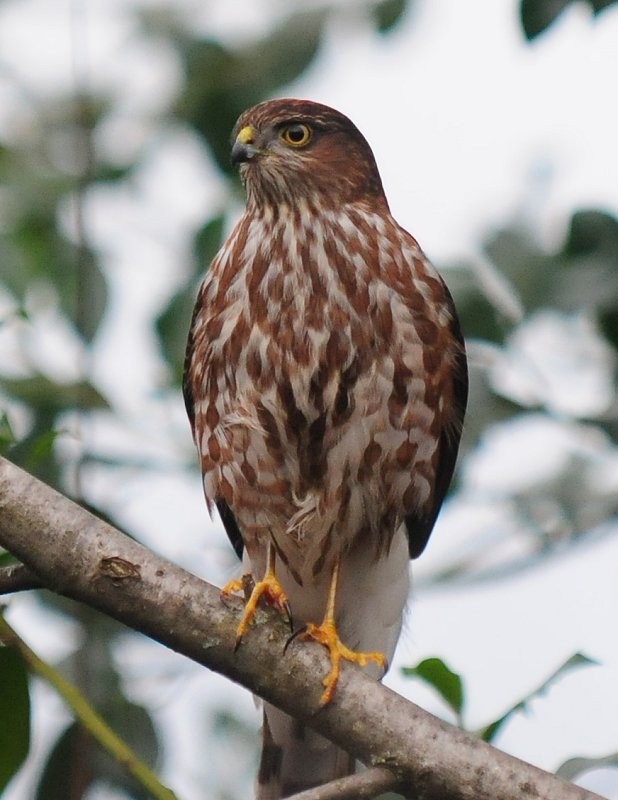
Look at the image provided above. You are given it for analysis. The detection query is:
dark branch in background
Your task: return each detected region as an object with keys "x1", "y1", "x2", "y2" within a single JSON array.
[
  {"x1": 0, "y1": 456, "x2": 608, "y2": 800},
  {"x1": 0, "y1": 563, "x2": 42, "y2": 594}
]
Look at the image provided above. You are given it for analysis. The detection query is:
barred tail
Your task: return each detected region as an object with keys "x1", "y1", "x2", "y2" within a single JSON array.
[{"x1": 256, "y1": 704, "x2": 354, "y2": 799}]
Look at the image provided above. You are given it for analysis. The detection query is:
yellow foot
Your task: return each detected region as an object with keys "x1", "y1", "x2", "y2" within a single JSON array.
[
  {"x1": 220, "y1": 574, "x2": 254, "y2": 602},
  {"x1": 222, "y1": 571, "x2": 291, "y2": 648},
  {"x1": 299, "y1": 618, "x2": 386, "y2": 705}
]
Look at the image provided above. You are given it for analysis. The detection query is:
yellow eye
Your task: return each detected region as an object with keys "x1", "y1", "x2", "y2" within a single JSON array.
[{"x1": 280, "y1": 123, "x2": 312, "y2": 148}]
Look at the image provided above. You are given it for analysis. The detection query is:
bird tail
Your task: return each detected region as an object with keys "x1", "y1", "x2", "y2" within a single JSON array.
[{"x1": 256, "y1": 703, "x2": 354, "y2": 799}]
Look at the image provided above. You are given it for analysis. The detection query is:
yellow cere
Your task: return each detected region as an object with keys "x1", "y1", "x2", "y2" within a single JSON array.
[{"x1": 237, "y1": 125, "x2": 257, "y2": 145}]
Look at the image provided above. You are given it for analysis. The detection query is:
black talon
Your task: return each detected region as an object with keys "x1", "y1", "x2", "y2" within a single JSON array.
[
  {"x1": 284, "y1": 624, "x2": 307, "y2": 653},
  {"x1": 282, "y1": 601, "x2": 294, "y2": 634}
]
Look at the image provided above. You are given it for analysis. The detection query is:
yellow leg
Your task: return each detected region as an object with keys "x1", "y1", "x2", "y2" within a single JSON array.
[
  {"x1": 221, "y1": 544, "x2": 291, "y2": 648},
  {"x1": 299, "y1": 557, "x2": 386, "y2": 705}
]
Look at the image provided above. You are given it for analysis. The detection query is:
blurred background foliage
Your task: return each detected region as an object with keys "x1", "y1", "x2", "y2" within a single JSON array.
[{"x1": 0, "y1": 0, "x2": 617, "y2": 798}]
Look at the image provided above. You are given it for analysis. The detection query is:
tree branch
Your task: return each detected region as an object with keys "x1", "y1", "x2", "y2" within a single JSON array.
[
  {"x1": 0, "y1": 456, "x2": 607, "y2": 800},
  {"x1": 286, "y1": 766, "x2": 399, "y2": 799}
]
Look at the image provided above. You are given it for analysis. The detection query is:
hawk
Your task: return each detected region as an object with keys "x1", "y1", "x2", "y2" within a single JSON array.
[{"x1": 184, "y1": 99, "x2": 468, "y2": 799}]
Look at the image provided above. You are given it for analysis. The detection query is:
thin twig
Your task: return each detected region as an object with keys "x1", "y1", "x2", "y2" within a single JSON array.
[
  {"x1": 0, "y1": 563, "x2": 42, "y2": 594},
  {"x1": 287, "y1": 766, "x2": 401, "y2": 799},
  {"x1": 0, "y1": 613, "x2": 177, "y2": 800}
]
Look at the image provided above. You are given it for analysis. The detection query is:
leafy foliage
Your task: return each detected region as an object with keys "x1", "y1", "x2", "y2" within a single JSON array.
[
  {"x1": 520, "y1": 0, "x2": 618, "y2": 40},
  {"x1": 0, "y1": 413, "x2": 17, "y2": 454},
  {"x1": 34, "y1": 710, "x2": 158, "y2": 800},
  {"x1": 403, "y1": 653, "x2": 597, "y2": 744},
  {"x1": 476, "y1": 653, "x2": 597, "y2": 744},
  {"x1": 558, "y1": 751, "x2": 618, "y2": 782},
  {"x1": 401, "y1": 657, "x2": 464, "y2": 725},
  {"x1": 372, "y1": 0, "x2": 410, "y2": 33},
  {"x1": 173, "y1": 10, "x2": 327, "y2": 174}
]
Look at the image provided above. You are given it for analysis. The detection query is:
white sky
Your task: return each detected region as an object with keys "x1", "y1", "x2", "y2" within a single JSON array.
[{"x1": 1, "y1": 0, "x2": 618, "y2": 798}]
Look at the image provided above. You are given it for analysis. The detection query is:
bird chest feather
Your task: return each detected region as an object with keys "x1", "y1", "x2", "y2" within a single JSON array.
[{"x1": 187, "y1": 203, "x2": 459, "y2": 579}]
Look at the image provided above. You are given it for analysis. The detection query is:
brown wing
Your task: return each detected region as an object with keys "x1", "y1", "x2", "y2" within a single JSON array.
[
  {"x1": 405, "y1": 292, "x2": 468, "y2": 559},
  {"x1": 183, "y1": 295, "x2": 245, "y2": 560}
]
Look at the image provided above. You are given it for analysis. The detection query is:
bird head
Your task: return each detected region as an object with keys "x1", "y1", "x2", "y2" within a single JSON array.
[{"x1": 230, "y1": 98, "x2": 387, "y2": 209}]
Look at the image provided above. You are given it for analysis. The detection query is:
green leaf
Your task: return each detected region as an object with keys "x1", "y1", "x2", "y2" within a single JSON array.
[
  {"x1": 5, "y1": 429, "x2": 63, "y2": 487},
  {"x1": 193, "y1": 214, "x2": 225, "y2": 274},
  {"x1": 401, "y1": 657, "x2": 464, "y2": 719},
  {"x1": 588, "y1": 0, "x2": 618, "y2": 14},
  {"x1": 2, "y1": 209, "x2": 70, "y2": 304},
  {"x1": 35, "y1": 723, "x2": 92, "y2": 800},
  {"x1": 483, "y1": 228, "x2": 551, "y2": 314},
  {"x1": 477, "y1": 210, "x2": 618, "y2": 319},
  {"x1": 521, "y1": 0, "x2": 618, "y2": 39},
  {"x1": 553, "y1": 214, "x2": 618, "y2": 314},
  {"x1": 23, "y1": 429, "x2": 62, "y2": 466},
  {"x1": 372, "y1": 0, "x2": 408, "y2": 33},
  {"x1": 0, "y1": 646, "x2": 31, "y2": 791},
  {"x1": 599, "y1": 306, "x2": 618, "y2": 350},
  {"x1": 68, "y1": 246, "x2": 109, "y2": 344},
  {"x1": 565, "y1": 209, "x2": 618, "y2": 258},
  {"x1": 155, "y1": 286, "x2": 196, "y2": 384},
  {"x1": 0, "y1": 411, "x2": 17, "y2": 453},
  {"x1": 0, "y1": 550, "x2": 20, "y2": 568},
  {"x1": 36, "y1": 701, "x2": 159, "y2": 800},
  {"x1": 557, "y1": 751, "x2": 618, "y2": 781},
  {"x1": 0, "y1": 375, "x2": 109, "y2": 413},
  {"x1": 97, "y1": 700, "x2": 159, "y2": 786},
  {"x1": 0, "y1": 376, "x2": 109, "y2": 483},
  {"x1": 478, "y1": 652, "x2": 598, "y2": 742},
  {"x1": 520, "y1": 0, "x2": 572, "y2": 40},
  {"x1": 445, "y1": 267, "x2": 509, "y2": 344}
]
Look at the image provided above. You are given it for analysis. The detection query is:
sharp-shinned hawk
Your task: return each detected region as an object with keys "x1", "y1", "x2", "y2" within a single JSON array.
[{"x1": 183, "y1": 98, "x2": 468, "y2": 799}]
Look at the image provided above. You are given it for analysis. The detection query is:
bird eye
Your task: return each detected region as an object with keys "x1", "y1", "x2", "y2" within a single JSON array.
[{"x1": 280, "y1": 123, "x2": 312, "y2": 148}]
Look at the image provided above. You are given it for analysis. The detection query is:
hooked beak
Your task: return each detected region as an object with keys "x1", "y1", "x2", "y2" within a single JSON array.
[{"x1": 231, "y1": 125, "x2": 260, "y2": 165}]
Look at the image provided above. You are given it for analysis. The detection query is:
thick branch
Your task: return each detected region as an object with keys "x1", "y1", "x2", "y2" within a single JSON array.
[{"x1": 0, "y1": 456, "x2": 606, "y2": 800}]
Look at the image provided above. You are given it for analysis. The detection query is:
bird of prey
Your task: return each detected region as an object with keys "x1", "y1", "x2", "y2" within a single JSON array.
[{"x1": 183, "y1": 98, "x2": 468, "y2": 799}]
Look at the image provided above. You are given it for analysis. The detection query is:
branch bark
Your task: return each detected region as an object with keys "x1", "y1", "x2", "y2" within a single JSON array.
[
  {"x1": 0, "y1": 456, "x2": 607, "y2": 800},
  {"x1": 286, "y1": 767, "x2": 399, "y2": 799}
]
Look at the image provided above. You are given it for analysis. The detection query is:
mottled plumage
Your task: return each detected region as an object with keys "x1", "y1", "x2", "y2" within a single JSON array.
[{"x1": 184, "y1": 99, "x2": 467, "y2": 798}]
